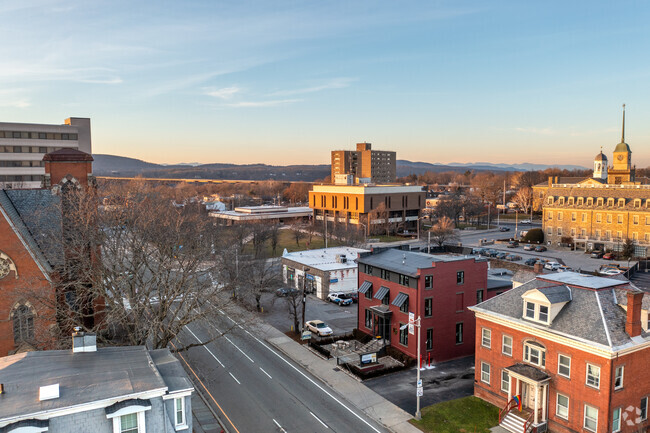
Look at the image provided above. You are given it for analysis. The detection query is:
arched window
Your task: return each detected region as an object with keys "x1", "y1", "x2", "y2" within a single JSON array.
[{"x1": 12, "y1": 304, "x2": 34, "y2": 343}]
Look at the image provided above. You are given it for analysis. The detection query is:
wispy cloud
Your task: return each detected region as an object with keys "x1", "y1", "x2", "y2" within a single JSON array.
[
  {"x1": 204, "y1": 86, "x2": 241, "y2": 99},
  {"x1": 268, "y1": 77, "x2": 356, "y2": 97},
  {"x1": 225, "y1": 99, "x2": 301, "y2": 108}
]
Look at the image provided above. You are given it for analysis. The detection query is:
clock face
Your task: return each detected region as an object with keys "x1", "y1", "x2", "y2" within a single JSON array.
[
  {"x1": 0, "y1": 258, "x2": 10, "y2": 279},
  {"x1": 617, "y1": 154, "x2": 624, "y2": 161}
]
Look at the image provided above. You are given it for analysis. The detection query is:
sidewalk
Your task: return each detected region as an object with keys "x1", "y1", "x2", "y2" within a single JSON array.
[
  {"x1": 191, "y1": 391, "x2": 224, "y2": 433},
  {"x1": 258, "y1": 324, "x2": 422, "y2": 433}
]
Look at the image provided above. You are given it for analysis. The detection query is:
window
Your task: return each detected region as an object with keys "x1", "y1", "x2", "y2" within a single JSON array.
[
  {"x1": 641, "y1": 397, "x2": 648, "y2": 421},
  {"x1": 365, "y1": 264, "x2": 373, "y2": 274},
  {"x1": 618, "y1": 198, "x2": 626, "y2": 207},
  {"x1": 399, "y1": 274, "x2": 409, "y2": 286},
  {"x1": 571, "y1": 212, "x2": 576, "y2": 222},
  {"x1": 480, "y1": 362, "x2": 490, "y2": 384},
  {"x1": 523, "y1": 341, "x2": 546, "y2": 367},
  {"x1": 539, "y1": 305, "x2": 549, "y2": 323},
  {"x1": 381, "y1": 269, "x2": 390, "y2": 280},
  {"x1": 557, "y1": 227, "x2": 562, "y2": 236},
  {"x1": 596, "y1": 213, "x2": 602, "y2": 223},
  {"x1": 556, "y1": 394, "x2": 569, "y2": 420},
  {"x1": 584, "y1": 404, "x2": 598, "y2": 432},
  {"x1": 558, "y1": 354, "x2": 571, "y2": 378},
  {"x1": 365, "y1": 288, "x2": 373, "y2": 300},
  {"x1": 548, "y1": 211, "x2": 553, "y2": 220},
  {"x1": 456, "y1": 271, "x2": 464, "y2": 284},
  {"x1": 399, "y1": 297, "x2": 409, "y2": 313},
  {"x1": 501, "y1": 370, "x2": 510, "y2": 393},
  {"x1": 455, "y1": 323, "x2": 463, "y2": 344},
  {"x1": 607, "y1": 213, "x2": 612, "y2": 223},
  {"x1": 481, "y1": 328, "x2": 491, "y2": 348},
  {"x1": 502, "y1": 335, "x2": 512, "y2": 356},
  {"x1": 525, "y1": 302, "x2": 535, "y2": 319},
  {"x1": 426, "y1": 328, "x2": 433, "y2": 350},
  {"x1": 618, "y1": 214, "x2": 623, "y2": 224},
  {"x1": 424, "y1": 275, "x2": 433, "y2": 289},
  {"x1": 120, "y1": 413, "x2": 139, "y2": 433},
  {"x1": 424, "y1": 298, "x2": 433, "y2": 317},
  {"x1": 587, "y1": 197, "x2": 594, "y2": 206},
  {"x1": 586, "y1": 363, "x2": 600, "y2": 389},
  {"x1": 12, "y1": 304, "x2": 34, "y2": 343},
  {"x1": 175, "y1": 397, "x2": 186, "y2": 428},
  {"x1": 612, "y1": 407, "x2": 621, "y2": 432},
  {"x1": 476, "y1": 290, "x2": 484, "y2": 304},
  {"x1": 608, "y1": 198, "x2": 615, "y2": 207},
  {"x1": 582, "y1": 212, "x2": 587, "y2": 222},
  {"x1": 614, "y1": 365, "x2": 624, "y2": 389},
  {"x1": 365, "y1": 310, "x2": 372, "y2": 329},
  {"x1": 382, "y1": 291, "x2": 390, "y2": 305},
  {"x1": 568, "y1": 197, "x2": 574, "y2": 206},
  {"x1": 399, "y1": 324, "x2": 408, "y2": 346},
  {"x1": 557, "y1": 212, "x2": 563, "y2": 221}
]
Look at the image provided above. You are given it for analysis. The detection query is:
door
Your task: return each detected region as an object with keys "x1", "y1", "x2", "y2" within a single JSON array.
[
  {"x1": 521, "y1": 383, "x2": 536, "y2": 409},
  {"x1": 374, "y1": 317, "x2": 390, "y2": 342}
]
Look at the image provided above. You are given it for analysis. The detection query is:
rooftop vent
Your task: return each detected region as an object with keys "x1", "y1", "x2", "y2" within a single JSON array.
[
  {"x1": 39, "y1": 383, "x2": 59, "y2": 401},
  {"x1": 72, "y1": 327, "x2": 97, "y2": 353}
]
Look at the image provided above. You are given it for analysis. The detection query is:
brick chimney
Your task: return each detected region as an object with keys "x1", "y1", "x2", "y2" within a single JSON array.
[
  {"x1": 533, "y1": 262, "x2": 544, "y2": 274},
  {"x1": 43, "y1": 148, "x2": 94, "y2": 189},
  {"x1": 626, "y1": 291, "x2": 644, "y2": 338}
]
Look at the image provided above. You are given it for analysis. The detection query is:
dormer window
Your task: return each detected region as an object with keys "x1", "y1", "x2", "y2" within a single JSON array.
[
  {"x1": 525, "y1": 301, "x2": 535, "y2": 319},
  {"x1": 558, "y1": 197, "x2": 565, "y2": 206},
  {"x1": 523, "y1": 301, "x2": 550, "y2": 324},
  {"x1": 568, "y1": 197, "x2": 574, "y2": 206},
  {"x1": 577, "y1": 197, "x2": 584, "y2": 206},
  {"x1": 618, "y1": 198, "x2": 626, "y2": 208},
  {"x1": 587, "y1": 197, "x2": 593, "y2": 206},
  {"x1": 607, "y1": 198, "x2": 614, "y2": 207},
  {"x1": 539, "y1": 305, "x2": 549, "y2": 322},
  {"x1": 522, "y1": 285, "x2": 571, "y2": 325}
]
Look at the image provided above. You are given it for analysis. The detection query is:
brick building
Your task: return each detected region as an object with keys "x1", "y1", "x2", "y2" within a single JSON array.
[
  {"x1": 0, "y1": 148, "x2": 97, "y2": 356},
  {"x1": 357, "y1": 248, "x2": 500, "y2": 363},
  {"x1": 309, "y1": 184, "x2": 425, "y2": 235},
  {"x1": 470, "y1": 272, "x2": 650, "y2": 433},
  {"x1": 532, "y1": 108, "x2": 650, "y2": 256},
  {"x1": 331, "y1": 142, "x2": 396, "y2": 184}
]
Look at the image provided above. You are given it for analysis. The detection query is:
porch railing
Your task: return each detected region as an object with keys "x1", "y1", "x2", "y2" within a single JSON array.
[
  {"x1": 523, "y1": 411, "x2": 534, "y2": 433},
  {"x1": 499, "y1": 397, "x2": 518, "y2": 423}
]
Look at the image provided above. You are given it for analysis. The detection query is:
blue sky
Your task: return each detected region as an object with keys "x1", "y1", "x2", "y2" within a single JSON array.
[{"x1": 1, "y1": 0, "x2": 649, "y2": 167}]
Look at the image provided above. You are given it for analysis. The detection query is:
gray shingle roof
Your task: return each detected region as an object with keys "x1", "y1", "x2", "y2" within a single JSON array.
[
  {"x1": 536, "y1": 285, "x2": 572, "y2": 304},
  {"x1": 471, "y1": 272, "x2": 650, "y2": 350},
  {"x1": 358, "y1": 249, "x2": 474, "y2": 278},
  {"x1": 505, "y1": 363, "x2": 551, "y2": 382}
]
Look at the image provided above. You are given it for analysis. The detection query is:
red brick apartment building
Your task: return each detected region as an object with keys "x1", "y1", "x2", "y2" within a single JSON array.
[
  {"x1": 470, "y1": 272, "x2": 650, "y2": 433},
  {"x1": 0, "y1": 149, "x2": 97, "y2": 356},
  {"x1": 357, "y1": 248, "x2": 505, "y2": 363}
]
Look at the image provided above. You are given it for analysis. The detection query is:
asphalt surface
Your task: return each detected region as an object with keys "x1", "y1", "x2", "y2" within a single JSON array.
[{"x1": 177, "y1": 307, "x2": 389, "y2": 433}]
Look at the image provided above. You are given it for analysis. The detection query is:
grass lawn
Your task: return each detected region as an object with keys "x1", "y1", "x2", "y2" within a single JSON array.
[
  {"x1": 410, "y1": 396, "x2": 499, "y2": 433},
  {"x1": 243, "y1": 229, "x2": 345, "y2": 257}
]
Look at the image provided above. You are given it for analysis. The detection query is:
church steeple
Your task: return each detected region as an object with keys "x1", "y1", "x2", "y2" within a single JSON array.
[
  {"x1": 621, "y1": 103, "x2": 625, "y2": 144},
  {"x1": 609, "y1": 104, "x2": 634, "y2": 184}
]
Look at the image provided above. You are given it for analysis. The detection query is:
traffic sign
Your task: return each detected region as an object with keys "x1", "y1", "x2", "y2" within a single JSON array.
[
  {"x1": 301, "y1": 331, "x2": 312, "y2": 340},
  {"x1": 409, "y1": 323, "x2": 414, "y2": 335},
  {"x1": 416, "y1": 386, "x2": 423, "y2": 397},
  {"x1": 417, "y1": 379, "x2": 422, "y2": 387}
]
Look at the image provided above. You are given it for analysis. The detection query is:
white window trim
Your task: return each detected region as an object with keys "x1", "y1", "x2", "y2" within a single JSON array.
[
  {"x1": 558, "y1": 354, "x2": 571, "y2": 378},
  {"x1": 556, "y1": 393, "x2": 569, "y2": 420},
  {"x1": 614, "y1": 365, "x2": 624, "y2": 390},
  {"x1": 502, "y1": 335, "x2": 512, "y2": 357},
  {"x1": 586, "y1": 363, "x2": 600, "y2": 389},
  {"x1": 500, "y1": 370, "x2": 510, "y2": 393},
  {"x1": 482, "y1": 328, "x2": 491, "y2": 349},
  {"x1": 480, "y1": 362, "x2": 490, "y2": 384},
  {"x1": 522, "y1": 301, "x2": 550, "y2": 325},
  {"x1": 612, "y1": 407, "x2": 621, "y2": 433},
  {"x1": 523, "y1": 341, "x2": 546, "y2": 368},
  {"x1": 584, "y1": 404, "x2": 598, "y2": 433},
  {"x1": 174, "y1": 396, "x2": 188, "y2": 431},
  {"x1": 642, "y1": 397, "x2": 648, "y2": 421},
  {"x1": 112, "y1": 411, "x2": 146, "y2": 433}
]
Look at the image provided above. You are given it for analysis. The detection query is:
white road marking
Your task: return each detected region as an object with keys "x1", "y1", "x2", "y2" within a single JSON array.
[
  {"x1": 310, "y1": 412, "x2": 329, "y2": 429},
  {"x1": 218, "y1": 309, "x2": 225, "y2": 314},
  {"x1": 260, "y1": 367, "x2": 272, "y2": 379},
  {"x1": 184, "y1": 325, "x2": 224, "y2": 367},
  {"x1": 224, "y1": 336, "x2": 255, "y2": 363},
  {"x1": 229, "y1": 372, "x2": 241, "y2": 385},
  {"x1": 226, "y1": 315, "x2": 237, "y2": 324},
  {"x1": 273, "y1": 419, "x2": 287, "y2": 433}
]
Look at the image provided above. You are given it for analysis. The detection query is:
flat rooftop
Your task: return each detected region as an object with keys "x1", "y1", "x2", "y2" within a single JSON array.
[
  {"x1": 210, "y1": 206, "x2": 312, "y2": 220},
  {"x1": 282, "y1": 247, "x2": 370, "y2": 271},
  {"x1": 311, "y1": 184, "x2": 424, "y2": 194},
  {"x1": 358, "y1": 249, "x2": 478, "y2": 277},
  {"x1": 539, "y1": 272, "x2": 629, "y2": 290}
]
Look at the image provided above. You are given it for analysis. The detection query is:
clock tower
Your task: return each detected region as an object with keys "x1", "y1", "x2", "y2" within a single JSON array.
[{"x1": 608, "y1": 104, "x2": 636, "y2": 184}]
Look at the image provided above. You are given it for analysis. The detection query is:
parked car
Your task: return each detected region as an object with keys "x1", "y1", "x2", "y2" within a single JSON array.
[
  {"x1": 506, "y1": 254, "x2": 522, "y2": 261},
  {"x1": 507, "y1": 241, "x2": 519, "y2": 248},
  {"x1": 602, "y1": 252, "x2": 616, "y2": 260},
  {"x1": 520, "y1": 219, "x2": 532, "y2": 224},
  {"x1": 305, "y1": 320, "x2": 333, "y2": 336},
  {"x1": 534, "y1": 245, "x2": 547, "y2": 252},
  {"x1": 600, "y1": 268, "x2": 623, "y2": 276},
  {"x1": 499, "y1": 226, "x2": 511, "y2": 232},
  {"x1": 523, "y1": 244, "x2": 534, "y2": 251},
  {"x1": 544, "y1": 261, "x2": 561, "y2": 271},
  {"x1": 276, "y1": 287, "x2": 300, "y2": 297},
  {"x1": 341, "y1": 292, "x2": 358, "y2": 303},
  {"x1": 327, "y1": 292, "x2": 353, "y2": 306},
  {"x1": 496, "y1": 252, "x2": 508, "y2": 260},
  {"x1": 524, "y1": 258, "x2": 538, "y2": 266},
  {"x1": 557, "y1": 265, "x2": 573, "y2": 272},
  {"x1": 590, "y1": 250, "x2": 604, "y2": 258}
]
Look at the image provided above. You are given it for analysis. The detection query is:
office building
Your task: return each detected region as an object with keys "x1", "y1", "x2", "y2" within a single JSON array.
[
  {"x1": 331, "y1": 142, "x2": 396, "y2": 184},
  {"x1": 0, "y1": 117, "x2": 91, "y2": 188}
]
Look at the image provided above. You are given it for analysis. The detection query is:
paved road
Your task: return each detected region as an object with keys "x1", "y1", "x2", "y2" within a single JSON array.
[{"x1": 176, "y1": 308, "x2": 389, "y2": 433}]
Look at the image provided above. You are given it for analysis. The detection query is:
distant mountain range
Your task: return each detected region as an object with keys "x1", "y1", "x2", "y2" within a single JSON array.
[{"x1": 92, "y1": 154, "x2": 588, "y2": 182}]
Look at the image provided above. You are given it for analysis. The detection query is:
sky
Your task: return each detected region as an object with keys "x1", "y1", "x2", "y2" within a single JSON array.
[{"x1": 1, "y1": 0, "x2": 650, "y2": 168}]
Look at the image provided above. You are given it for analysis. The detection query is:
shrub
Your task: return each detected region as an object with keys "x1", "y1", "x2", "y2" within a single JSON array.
[{"x1": 522, "y1": 228, "x2": 544, "y2": 243}]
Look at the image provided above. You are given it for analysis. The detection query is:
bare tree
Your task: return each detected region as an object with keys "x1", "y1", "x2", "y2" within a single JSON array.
[
  {"x1": 239, "y1": 257, "x2": 282, "y2": 312},
  {"x1": 368, "y1": 202, "x2": 390, "y2": 236},
  {"x1": 512, "y1": 187, "x2": 533, "y2": 214},
  {"x1": 269, "y1": 224, "x2": 280, "y2": 256},
  {"x1": 429, "y1": 216, "x2": 460, "y2": 247},
  {"x1": 291, "y1": 224, "x2": 306, "y2": 246}
]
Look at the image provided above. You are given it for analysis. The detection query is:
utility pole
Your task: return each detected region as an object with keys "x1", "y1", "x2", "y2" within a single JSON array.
[
  {"x1": 487, "y1": 203, "x2": 491, "y2": 229},
  {"x1": 402, "y1": 316, "x2": 422, "y2": 420},
  {"x1": 301, "y1": 266, "x2": 311, "y2": 336}
]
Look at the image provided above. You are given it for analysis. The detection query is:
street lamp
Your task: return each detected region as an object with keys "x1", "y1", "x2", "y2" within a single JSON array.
[
  {"x1": 301, "y1": 267, "x2": 311, "y2": 337},
  {"x1": 401, "y1": 316, "x2": 422, "y2": 420}
]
